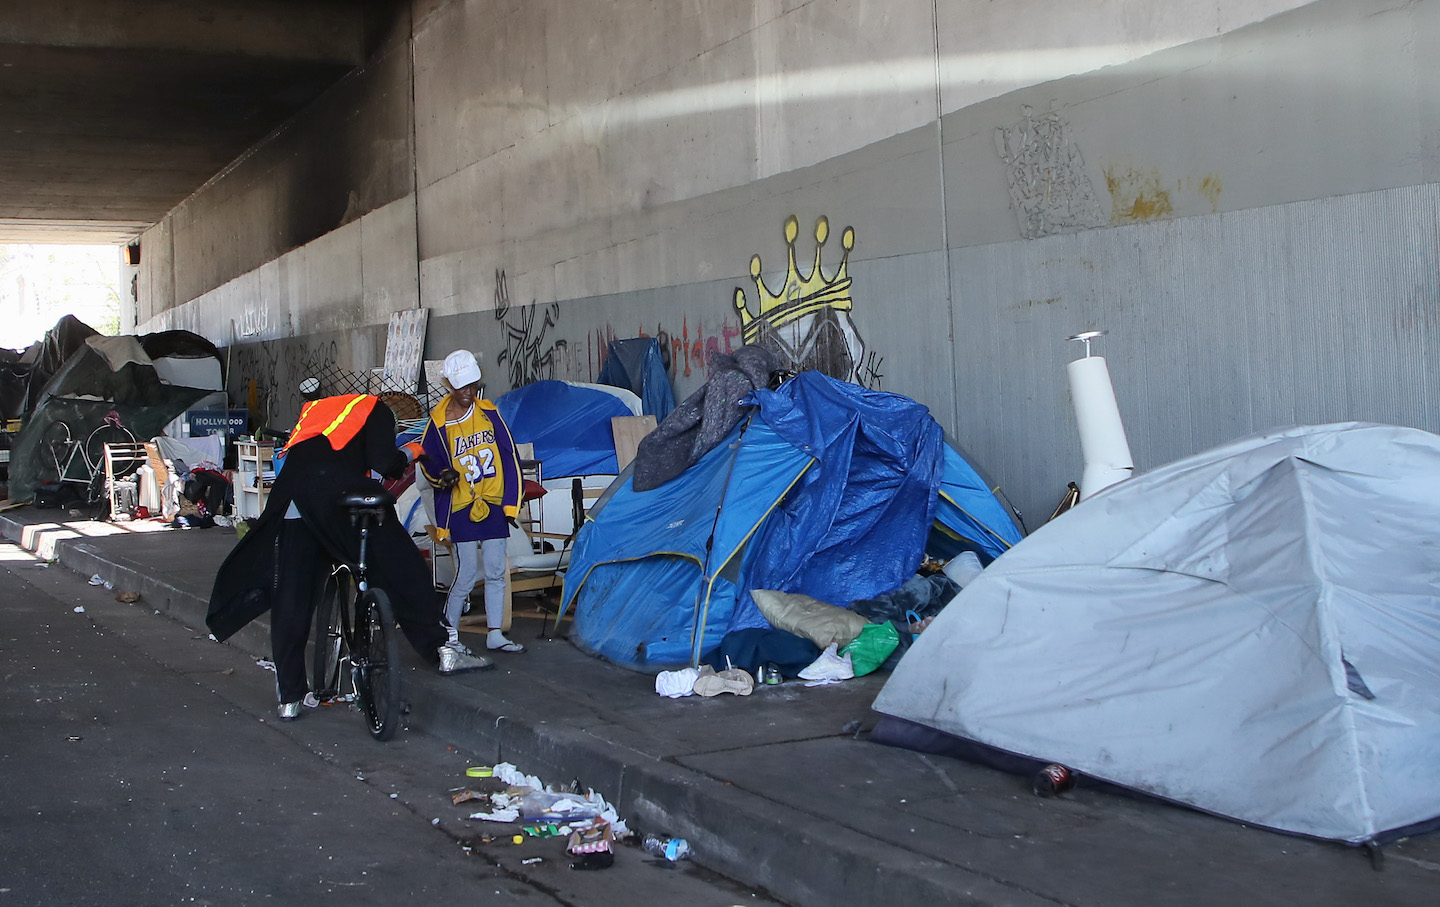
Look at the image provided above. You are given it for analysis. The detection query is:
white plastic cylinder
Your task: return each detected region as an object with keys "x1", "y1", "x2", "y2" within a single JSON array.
[
  {"x1": 137, "y1": 463, "x2": 161, "y2": 511},
  {"x1": 1067, "y1": 355, "x2": 1134, "y2": 499},
  {"x1": 943, "y1": 550, "x2": 984, "y2": 588}
]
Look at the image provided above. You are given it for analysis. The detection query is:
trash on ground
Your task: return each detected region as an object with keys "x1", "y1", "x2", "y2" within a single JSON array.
[
  {"x1": 521, "y1": 857, "x2": 543, "y2": 865},
  {"x1": 255, "y1": 659, "x2": 276, "y2": 673},
  {"x1": 88, "y1": 574, "x2": 104, "y2": 586},
  {"x1": 655, "y1": 667, "x2": 700, "y2": 698},
  {"x1": 567, "y1": 819, "x2": 616, "y2": 870},
  {"x1": 642, "y1": 834, "x2": 691, "y2": 862},
  {"x1": 456, "y1": 762, "x2": 630, "y2": 838},
  {"x1": 1032, "y1": 764, "x2": 1076, "y2": 797},
  {"x1": 73, "y1": 606, "x2": 85, "y2": 614},
  {"x1": 115, "y1": 590, "x2": 140, "y2": 603},
  {"x1": 468, "y1": 806, "x2": 520, "y2": 823}
]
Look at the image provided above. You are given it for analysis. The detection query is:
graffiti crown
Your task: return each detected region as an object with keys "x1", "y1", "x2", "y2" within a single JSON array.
[{"x1": 734, "y1": 215, "x2": 854, "y2": 345}]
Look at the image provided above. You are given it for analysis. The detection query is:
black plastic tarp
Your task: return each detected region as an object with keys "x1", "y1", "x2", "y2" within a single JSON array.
[{"x1": 9, "y1": 330, "x2": 222, "y2": 501}]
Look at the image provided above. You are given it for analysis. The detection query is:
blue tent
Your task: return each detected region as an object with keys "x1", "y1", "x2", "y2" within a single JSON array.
[
  {"x1": 932, "y1": 445, "x2": 1024, "y2": 563},
  {"x1": 559, "y1": 371, "x2": 1023, "y2": 672},
  {"x1": 494, "y1": 380, "x2": 632, "y2": 478}
]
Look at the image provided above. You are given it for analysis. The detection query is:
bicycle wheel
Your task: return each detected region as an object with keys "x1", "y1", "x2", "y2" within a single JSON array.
[
  {"x1": 351, "y1": 587, "x2": 402, "y2": 741},
  {"x1": 40, "y1": 420, "x2": 75, "y2": 482},
  {"x1": 85, "y1": 421, "x2": 137, "y2": 480},
  {"x1": 311, "y1": 568, "x2": 352, "y2": 702}
]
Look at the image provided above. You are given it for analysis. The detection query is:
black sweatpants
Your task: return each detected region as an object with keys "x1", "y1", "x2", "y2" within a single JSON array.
[
  {"x1": 270, "y1": 516, "x2": 447, "y2": 703},
  {"x1": 271, "y1": 518, "x2": 328, "y2": 703}
]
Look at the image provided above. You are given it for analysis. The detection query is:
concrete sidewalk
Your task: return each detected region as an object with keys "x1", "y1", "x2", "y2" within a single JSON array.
[{"x1": 4, "y1": 506, "x2": 1437, "y2": 907}]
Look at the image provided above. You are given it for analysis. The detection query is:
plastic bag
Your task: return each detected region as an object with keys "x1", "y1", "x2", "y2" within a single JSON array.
[
  {"x1": 516, "y1": 789, "x2": 602, "y2": 821},
  {"x1": 839, "y1": 622, "x2": 900, "y2": 677}
]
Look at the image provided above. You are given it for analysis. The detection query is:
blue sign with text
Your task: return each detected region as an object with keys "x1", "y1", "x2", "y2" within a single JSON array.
[{"x1": 186, "y1": 409, "x2": 248, "y2": 439}]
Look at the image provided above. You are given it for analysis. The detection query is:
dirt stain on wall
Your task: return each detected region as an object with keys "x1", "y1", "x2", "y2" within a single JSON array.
[
  {"x1": 1198, "y1": 173, "x2": 1223, "y2": 213},
  {"x1": 1105, "y1": 166, "x2": 1174, "y2": 224}
]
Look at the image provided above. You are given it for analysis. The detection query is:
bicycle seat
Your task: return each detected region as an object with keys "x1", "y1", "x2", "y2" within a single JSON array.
[{"x1": 337, "y1": 489, "x2": 396, "y2": 510}]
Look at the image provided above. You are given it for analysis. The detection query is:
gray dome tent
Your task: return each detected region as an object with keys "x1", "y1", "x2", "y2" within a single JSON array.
[{"x1": 873, "y1": 423, "x2": 1440, "y2": 846}]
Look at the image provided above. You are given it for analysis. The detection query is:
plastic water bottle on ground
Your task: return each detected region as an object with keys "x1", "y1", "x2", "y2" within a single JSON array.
[{"x1": 642, "y1": 834, "x2": 691, "y2": 861}]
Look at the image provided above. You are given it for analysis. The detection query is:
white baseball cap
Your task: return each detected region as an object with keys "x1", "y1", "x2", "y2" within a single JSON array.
[{"x1": 442, "y1": 350, "x2": 483, "y2": 388}]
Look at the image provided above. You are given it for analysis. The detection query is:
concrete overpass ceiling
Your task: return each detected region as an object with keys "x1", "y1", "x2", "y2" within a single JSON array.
[{"x1": 0, "y1": 0, "x2": 402, "y2": 246}]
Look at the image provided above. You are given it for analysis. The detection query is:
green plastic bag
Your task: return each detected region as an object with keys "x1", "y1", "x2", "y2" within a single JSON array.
[{"x1": 839, "y1": 621, "x2": 900, "y2": 677}]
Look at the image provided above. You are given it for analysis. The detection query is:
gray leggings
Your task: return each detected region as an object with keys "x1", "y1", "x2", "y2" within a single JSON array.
[{"x1": 444, "y1": 537, "x2": 507, "y2": 635}]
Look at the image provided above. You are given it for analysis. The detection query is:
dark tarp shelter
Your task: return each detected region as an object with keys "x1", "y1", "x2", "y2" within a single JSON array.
[
  {"x1": 0, "y1": 315, "x2": 100, "y2": 422},
  {"x1": 9, "y1": 331, "x2": 223, "y2": 501},
  {"x1": 596, "y1": 337, "x2": 675, "y2": 421}
]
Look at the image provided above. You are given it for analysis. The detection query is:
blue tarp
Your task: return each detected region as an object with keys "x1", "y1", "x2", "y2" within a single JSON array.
[
  {"x1": 596, "y1": 338, "x2": 675, "y2": 420},
  {"x1": 562, "y1": 371, "x2": 985, "y2": 672},
  {"x1": 493, "y1": 380, "x2": 632, "y2": 478}
]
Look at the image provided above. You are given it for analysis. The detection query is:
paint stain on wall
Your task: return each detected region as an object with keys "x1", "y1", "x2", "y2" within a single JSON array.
[{"x1": 1105, "y1": 167, "x2": 1174, "y2": 224}]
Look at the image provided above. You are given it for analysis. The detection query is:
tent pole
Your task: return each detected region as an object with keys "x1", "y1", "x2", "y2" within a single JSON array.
[{"x1": 689, "y1": 412, "x2": 755, "y2": 668}]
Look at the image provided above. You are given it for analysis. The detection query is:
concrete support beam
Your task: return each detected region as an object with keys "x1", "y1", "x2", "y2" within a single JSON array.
[{"x1": 0, "y1": 0, "x2": 370, "y2": 65}]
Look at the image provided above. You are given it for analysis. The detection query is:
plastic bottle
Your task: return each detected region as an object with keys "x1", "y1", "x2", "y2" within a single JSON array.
[{"x1": 641, "y1": 834, "x2": 691, "y2": 862}]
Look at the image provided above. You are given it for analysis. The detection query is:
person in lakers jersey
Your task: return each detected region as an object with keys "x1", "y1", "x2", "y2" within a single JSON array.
[{"x1": 419, "y1": 350, "x2": 527, "y2": 657}]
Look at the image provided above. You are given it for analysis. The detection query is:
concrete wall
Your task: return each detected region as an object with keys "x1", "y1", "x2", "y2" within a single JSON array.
[{"x1": 137, "y1": 0, "x2": 1440, "y2": 526}]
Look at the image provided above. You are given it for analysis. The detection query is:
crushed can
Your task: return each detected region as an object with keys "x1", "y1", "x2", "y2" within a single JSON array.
[{"x1": 1031, "y1": 763, "x2": 1076, "y2": 797}]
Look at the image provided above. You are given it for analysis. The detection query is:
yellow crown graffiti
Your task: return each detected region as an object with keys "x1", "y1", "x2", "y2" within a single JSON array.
[{"x1": 734, "y1": 215, "x2": 855, "y2": 343}]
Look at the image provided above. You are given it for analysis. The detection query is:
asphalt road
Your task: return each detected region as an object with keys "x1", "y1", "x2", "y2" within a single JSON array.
[{"x1": 0, "y1": 541, "x2": 784, "y2": 907}]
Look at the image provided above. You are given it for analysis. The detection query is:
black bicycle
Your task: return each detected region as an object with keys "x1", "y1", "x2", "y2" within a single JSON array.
[{"x1": 311, "y1": 489, "x2": 403, "y2": 741}]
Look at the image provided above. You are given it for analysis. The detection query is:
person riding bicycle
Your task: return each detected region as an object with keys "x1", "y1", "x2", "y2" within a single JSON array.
[
  {"x1": 207, "y1": 385, "x2": 490, "y2": 722},
  {"x1": 418, "y1": 350, "x2": 527, "y2": 657}
]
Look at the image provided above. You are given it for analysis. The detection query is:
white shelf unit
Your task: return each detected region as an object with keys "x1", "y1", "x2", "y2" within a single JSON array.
[{"x1": 235, "y1": 441, "x2": 275, "y2": 519}]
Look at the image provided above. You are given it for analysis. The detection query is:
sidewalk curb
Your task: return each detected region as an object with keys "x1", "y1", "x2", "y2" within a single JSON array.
[{"x1": 1, "y1": 513, "x2": 1040, "y2": 907}]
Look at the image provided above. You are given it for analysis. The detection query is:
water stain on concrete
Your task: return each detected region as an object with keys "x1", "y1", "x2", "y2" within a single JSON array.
[{"x1": 1104, "y1": 166, "x2": 1174, "y2": 224}]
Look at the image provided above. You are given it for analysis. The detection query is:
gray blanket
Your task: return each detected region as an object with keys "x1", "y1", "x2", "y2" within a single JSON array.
[{"x1": 631, "y1": 344, "x2": 780, "y2": 492}]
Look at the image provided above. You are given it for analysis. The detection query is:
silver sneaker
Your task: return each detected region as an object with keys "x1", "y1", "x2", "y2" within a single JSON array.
[
  {"x1": 276, "y1": 701, "x2": 302, "y2": 720},
  {"x1": 438, "y1": 646, "x2": 493, "y2": 674}
]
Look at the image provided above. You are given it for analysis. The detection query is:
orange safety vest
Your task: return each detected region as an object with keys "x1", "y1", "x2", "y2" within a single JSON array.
[{"x1": 283, "y1": 395, "x2": 379, "y2": 452}]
